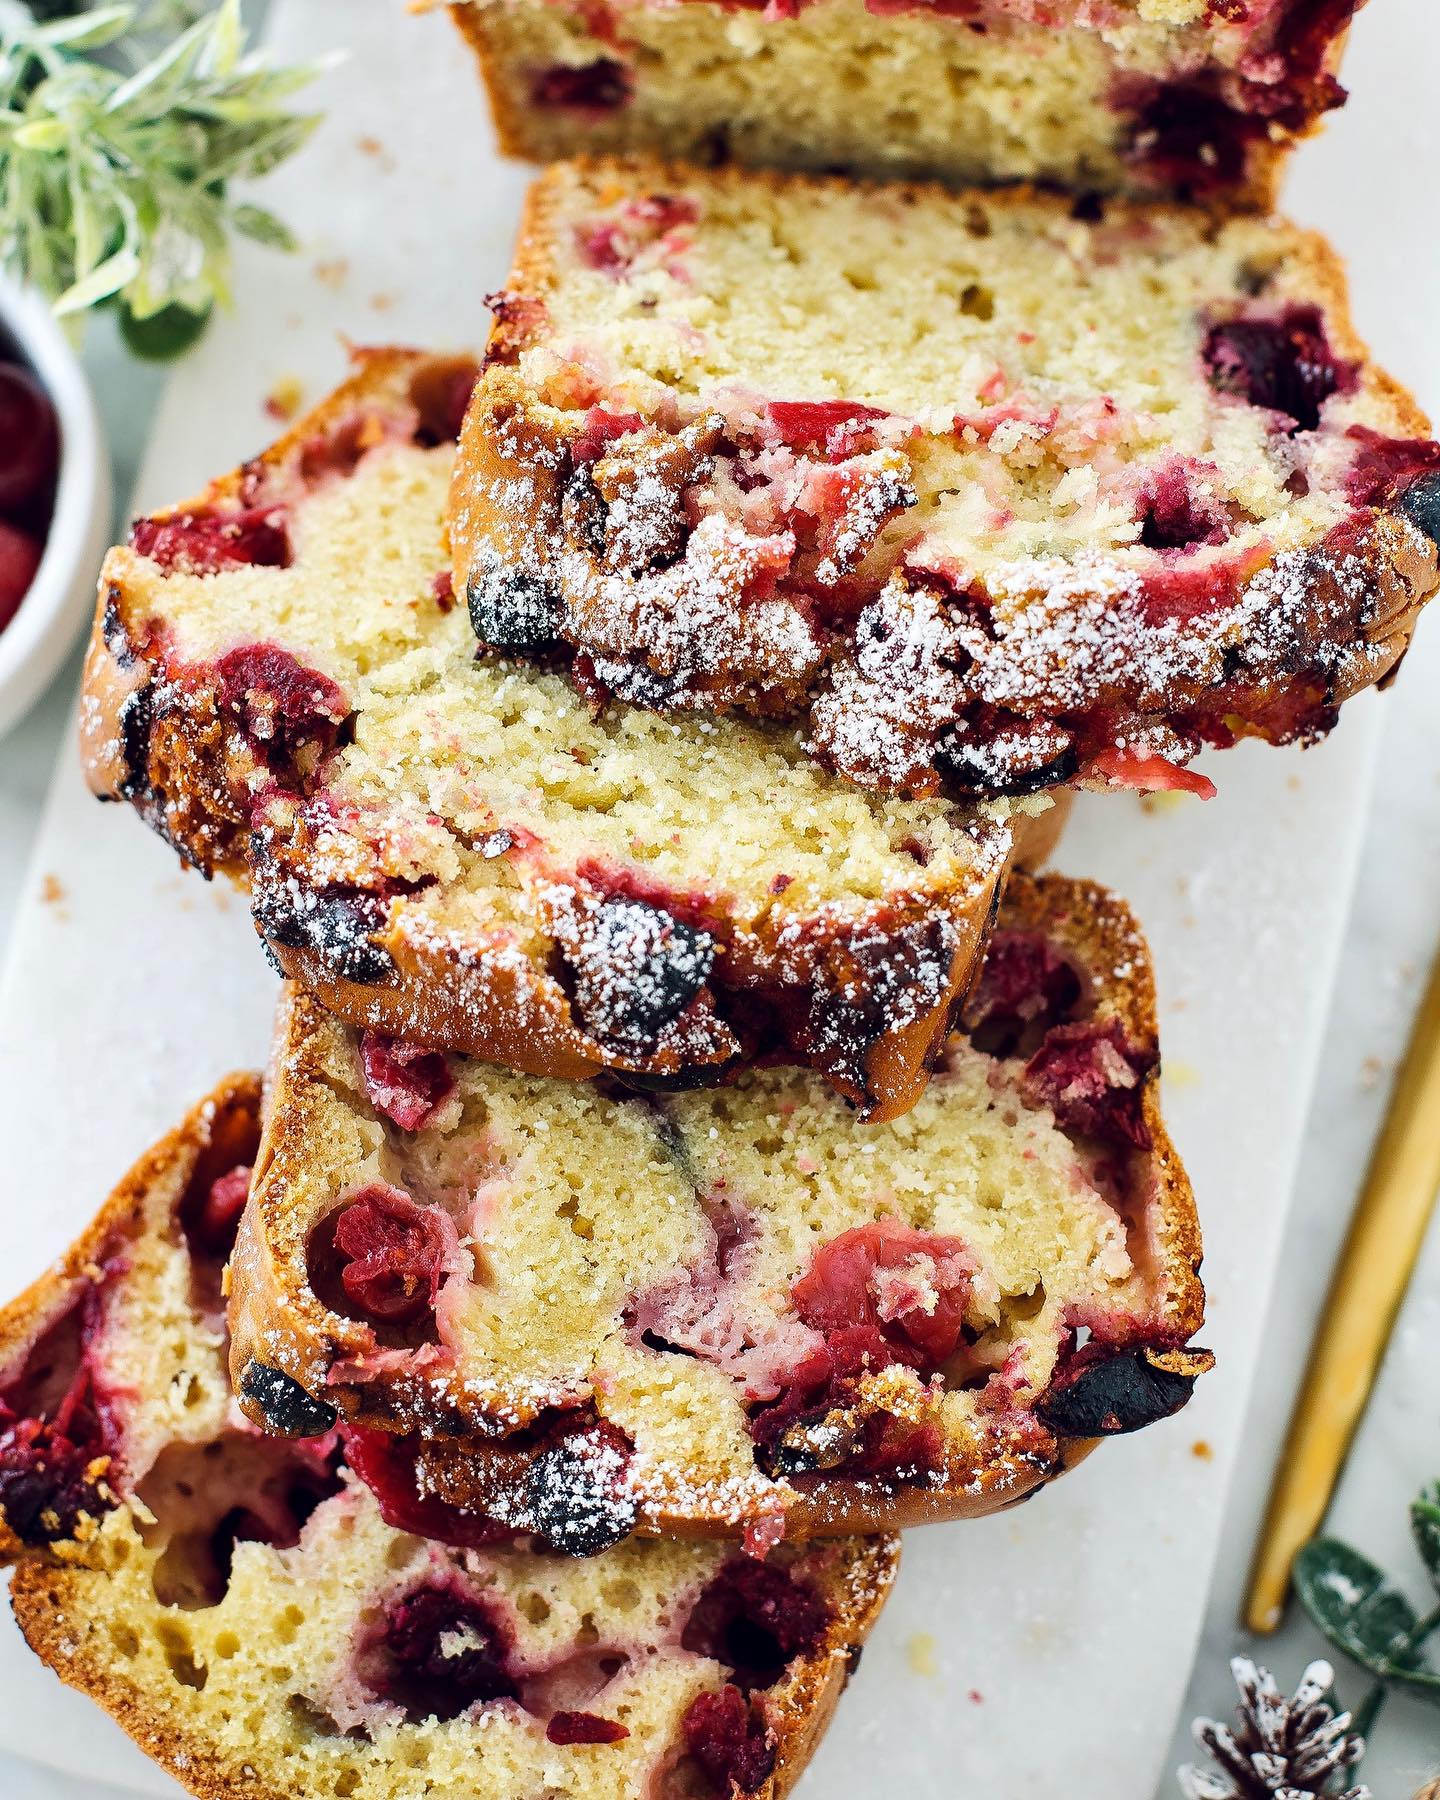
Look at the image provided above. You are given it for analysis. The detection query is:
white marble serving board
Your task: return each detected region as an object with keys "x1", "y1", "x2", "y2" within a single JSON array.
[{"x1": 1, "y1": 2, "x2": 1437, "y2": 1795}]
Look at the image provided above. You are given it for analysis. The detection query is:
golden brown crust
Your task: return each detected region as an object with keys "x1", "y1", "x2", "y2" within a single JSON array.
[
  {"x1": 10, "y1": 1528, "x2": 899, "y2": 1800},
  {"x1": 0, "y1": 1076, "x2": 261, "y2": 1567},
  {"x1": 228, "y1": 871, "x2": 1206, "y2": 1540}
]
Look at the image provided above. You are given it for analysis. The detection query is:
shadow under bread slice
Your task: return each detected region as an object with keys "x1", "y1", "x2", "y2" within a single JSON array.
[
  {"x1": 0, "y1": 1080, "x2": 896, "y2": 1800},
  {"x1": 229, "y1": 871, "x2": 1211, "y2": 1546},
  {"x1": 80, "y1": 344, "x2": 1041, "y2": 1125}
]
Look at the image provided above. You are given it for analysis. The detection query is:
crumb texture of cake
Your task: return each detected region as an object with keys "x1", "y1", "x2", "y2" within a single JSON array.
[
  {"x1": 1, "y1": 1082, "x2": 897, "y2": 1800},
  {"x1": 453, "y1": 0, "x2": 1364, "y2": 205},
  {"x1": 451, "y1": 158, "x2": 1440, "y2": 804},
  {"x1": 80, "y1": 346, "x2": 1040, "y2": 1124},
  {"x1": 229, "y1": 873, "x2": 1210, "y2": 1540}
]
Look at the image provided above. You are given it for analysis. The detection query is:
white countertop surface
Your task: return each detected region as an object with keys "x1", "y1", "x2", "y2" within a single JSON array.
[{"x1": 1, "y1": 2, "x2": 1438, "y2": 1795}]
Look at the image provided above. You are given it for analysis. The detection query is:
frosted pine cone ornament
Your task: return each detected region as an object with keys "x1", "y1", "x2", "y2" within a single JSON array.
[{"x1": 1179, "y1": 1658, "x2": 1369, "y2": 1800}]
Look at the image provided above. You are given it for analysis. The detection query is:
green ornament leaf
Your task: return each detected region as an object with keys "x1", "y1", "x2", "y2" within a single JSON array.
[
  {"x1": 1413, "y1": 1483, "x2": 1440, "y2": 1590},
  {"x1": 1294, "y1": 1537, "x2": 1440, "y2": 1701},
  {"x1": 230, "y1": 202, "x2": 295, "y2": 252},
  {"x1": 116, "y1": 297, "x2": 211, "y2": 361}
]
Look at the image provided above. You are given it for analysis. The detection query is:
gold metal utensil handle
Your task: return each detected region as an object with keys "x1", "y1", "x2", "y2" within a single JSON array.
[{"x1": 1246, "y1": 940, "x2": 1440, "y2": 1634}]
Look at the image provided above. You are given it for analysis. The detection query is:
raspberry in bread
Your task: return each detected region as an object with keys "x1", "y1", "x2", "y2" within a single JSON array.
[
  {"x1": 229, "y1": 872, "x2": 1211, "y2": 1544},
  {"x1": 451, "y1": 0, "x2": 1363, "y2": 206},
  {"x1": 0, "y1": 1081, "x2": 897, "y2": 1800},
  {"x1": 80, "y1": 346, "x2": 1041, "y2": 1125},
  {"x1": 450, "y1": 159, "x2": 1440, "y2": 804}
]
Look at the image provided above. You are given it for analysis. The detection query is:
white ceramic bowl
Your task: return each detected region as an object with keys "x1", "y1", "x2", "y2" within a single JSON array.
[{"x1": 0, "y1": 277, "x2": 113, "y2": 741}]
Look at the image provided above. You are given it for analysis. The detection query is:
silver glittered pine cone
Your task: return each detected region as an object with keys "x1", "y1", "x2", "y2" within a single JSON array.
[{"x1": 1178, "y1": 1658, "x2": 1370, "y2": 1800}]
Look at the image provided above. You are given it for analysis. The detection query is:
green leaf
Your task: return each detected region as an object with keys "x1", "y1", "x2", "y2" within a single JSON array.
[
  {"x1": 34, "y1": 8, "x2": 135, "y2": 52},
  {"x1": 1295, "y1": 1538, "x2": 1440, "y2": 1700},
  {"x1": 229, "y1": 201, "x2": 295, "y2": 252},
  {"x1": 1413, "y1": 1484, "x2": 1440, "y2": 1589},
  {"x1": 12, "y1": 116, "x2": 67, "y2": 150},
  {"x1": 52, "y1": 242, "x2": 139, "y2": 313},
  {"x1": 116, "y1": 296, "x2": 211, "y2": 360}
]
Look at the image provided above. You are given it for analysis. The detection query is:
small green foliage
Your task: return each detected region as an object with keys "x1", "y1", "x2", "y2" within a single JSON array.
[
  {"x1": 1294, "y1": 1536, "x2": 1440, "y2": 1698},
  {"x1": 0, "y1": 0, "x2": 324, "y2": 355}
]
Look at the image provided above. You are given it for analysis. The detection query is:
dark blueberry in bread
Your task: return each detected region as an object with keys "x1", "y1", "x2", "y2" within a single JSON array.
[
  {"x1": 1035, "y1": 1343, "x2": 1212, "y2": 1437},
  {"x1": 358, "y1": 1583, "x2": 518, "y2": 1721},
  {"x1": 251, "y1": 881, "x2": 396, "y2": 985},
  {"x1": 560, "y1": 897, "x2": 715, "y2": 1052},
  {"x1": 1202, "y1": 307, "x2": 1357, "y2": 432},
  {"x1": 530, "y1": 58, "x2": 632, "y2": 111},
  {"x1": 467, "y1": 560, "x2": 565, "y2": 652},
  {"x1": 237, "y1": 1361, "x2": 339, "y2": 1439},
  {"x1": 521, "y1": 1419, "x2": 638, "y2": 1556},
  {"x1": 934, "y1": 722, "x2": 1077, "y2": 799}
]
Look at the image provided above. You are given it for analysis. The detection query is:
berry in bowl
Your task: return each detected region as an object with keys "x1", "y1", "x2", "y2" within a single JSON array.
[{"x1": 0, "y1": 276, "x2": 112, "y2": 739}]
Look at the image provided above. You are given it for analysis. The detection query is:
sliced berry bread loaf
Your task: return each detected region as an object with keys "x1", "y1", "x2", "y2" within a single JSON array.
[
  {"x1": 81, "y1": 346, "x2": 1050, "y2": 1124},
  {"x1": 228, "y1": 872, "x2": 1210, "y2": 1543},
  {"x1": 451, "y1": 0, "x2": 1363, "y2": 206},
  {"x1": 451, "y1": 159, "x2": 1440, "y2": 804},
  {"x1": 0, "y1": 1081, "x2": 897, "y2": 1800}
]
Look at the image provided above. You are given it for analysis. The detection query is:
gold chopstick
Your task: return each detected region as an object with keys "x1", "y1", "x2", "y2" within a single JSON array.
[{"x1": 1246, "y1": 933, "x2": 1440, "y2": 1634}]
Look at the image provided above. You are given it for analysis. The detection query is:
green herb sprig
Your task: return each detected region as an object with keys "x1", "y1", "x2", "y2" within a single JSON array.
[
  {"x1": 1295, "y1": 1481, "x2": 1440, "y2": 1755},
  {"x1": 0, "y1": 0, "x2": 325, "y2": 357}
]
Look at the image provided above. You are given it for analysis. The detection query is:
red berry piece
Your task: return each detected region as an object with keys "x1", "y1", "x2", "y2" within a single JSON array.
[
  {"x1": 130, "y1": 505, "x2": 291, "y2": 575},
  {"x1": 680, "y1": 1560, "x2": 830, "y2": 1691},
  {"x1": 1202, "y1": 306, "x2": 1357, "y2": 432},
  {"x1": 340, "y1": 1425, "x2": 514, "y2": 1550},
  {"x1": 546, "y1": 1711, "x2": 630, "y2": 1745},
  {"x1": 359, "y1": 1583, "x2": 518, "y2": 1722},
  {"x1": 1345, "y1": 425, "x2": 1440, "y2": 543},
  {"x1": 189, "y1": 1164, "x2": 252, "y2": 1258},
  {"x1": 963, "y1": 930, "x2": 1083, "y2": 1057},
  {"x1": 531, "y1": 58, "x2": 632, "y2": 112},
  {"x1": 571, "y1": 408, "x2": 645, "y2": 464},
  {"x1": 682, "y1": 1685, "x2": 776, "y2": 1794},
  {"x1": 1122, "y1": 82, "x2": 1256, "y2": 195},
  {"x1": 0, "y1": 520, "x2": 43, "y2": 631},
  {"x1": 359, "y1": 1032, "x2": 455, "y2": 1131},
  {"x1": 791, "y1": 1220, "x2": 973, "y2": 1369},
  {"x1": 1021, "y1": 1017, "x2": 1158, "y2": 1149},
  {"x1": 0, "y1": 363, "x2": 58, "y2": 514},
  {"x1": 331, "y1": 1184, "x2": 461, "y2": 1324},
  {"x1": 214, "y1": 643, "x2": 349, "y2": 768},
  {"x1": 763, "y1": 399, "x2": 889, "y2": 455},
  {"x1": 1136, "y1": 459, "x2": 1230, "y2": 551}
]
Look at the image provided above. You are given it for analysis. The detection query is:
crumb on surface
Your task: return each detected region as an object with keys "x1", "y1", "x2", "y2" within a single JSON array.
[{"x1": 907, "y1": 1632, "x2": 938, "y2": 1678}]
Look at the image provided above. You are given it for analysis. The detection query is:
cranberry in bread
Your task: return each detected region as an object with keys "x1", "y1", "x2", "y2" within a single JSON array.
[
  {"x1": 0, "y1": 1080, "x2": 897, "y2": 1800},
  {"x1": 450, "y1": 158, "x2": 1440, "y2": 804},
  {"x1": 80, "y1": 346, "x2": 1043, "y2": 1124},
  {"x1": 228, "y1": 873, "x2": 1211, "y2": 1544},
  {"x1": 451, "y1": 0, "x2": 1364, "y2": 207}
]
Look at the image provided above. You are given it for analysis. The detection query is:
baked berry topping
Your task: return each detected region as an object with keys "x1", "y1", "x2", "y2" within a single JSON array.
[
  {"x1": 1088, "y1": 747, "x2": 1217, "y2": 800},
  {"x1": 763, "y1": 399, "x2": 889, "y2": 455},
  {"x1": 359, "y1": 1033, "x2": 455, "y2": 1131},
  {"x1": 131, "y1": 505, "x2": 291, "y2": 575},
  {"x1": 331, "y1": 1184, "x2": 462, "y2": 1325},
  {"x1": 748, "y1": 1324, "x2": 935, "y2": 1479},
  {"x1": 681, "y1": 1684, "x2": 776, "y2": 1795},
  {"x1": 1036, "y1": 1342, "x2": 1212, "y2": 1437},
  {"x1": 531, "y1": 58, "x2": 632, "y2": 113},
  {"x1": 0, "y1": 1293, "x2": 116, "y2": 1546},
  {"x1": 1122, "y1": 82, "x2": 1256, "y2": 195},
  {"x1": 680, "y1": 1559, "x2": 830, "y2": 1691},
  {"x1": 791, "y1": 1220, "x2": 973, "y2": 1369},
  {"x1": 1136, "y1": 460, "x2": 1231, "y2": 551},
  {"x1": 962, "y1": 930, "x2": 1084, "y2": 1057},
  {"x1": 251, "y1": 879, "x2": 398, "y2": 987},
  {"x1": 559, "y1": 897, "x2": 716, "y2": 1054},
  {"x1": 340, "y1": 1425, "x2": 514, "y2": 1550},
  {"x1": 359, "y1": 1582, "x2": 519, "y2": 1723},
  {"x1": 571, "y1": 407, "x2": 645, "y2": 465},
  {"x1": 1202, "y1": 306, "x2": 1357, "y2": 432},
  {"x1": 215, "y1": 643, "x2": 349, "y2": 768},
  {"x1": 546, "y1": 1711, "x2": 630, "y2": 1745},
  {"x1": 237, "y1": 1360, "x2": 338, "y2": 1439},
  {"x1": 934, "y1": 715, "x2": 1077, "y2": 800},
  {"x1": 522, "y1": 1416, "x2": 638, "y2": 1556},
  {"x1": 467, "y1": 563, "x2": 565, "y2": 652},
  {"x1": 1345, "y1": 426, "x2": 1440, "y2": 543},
  {"x1": 1021, "y1": 1017, "x2": 1157, "y2": 1150},
  {"x1": 806, "y1": 917, "x2": 956, "y2": 1097}
]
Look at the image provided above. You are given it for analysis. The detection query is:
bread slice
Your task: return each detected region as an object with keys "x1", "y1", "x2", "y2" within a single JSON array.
[
  {"x1": 0, "y1": 1081, "x2": 897, "y2": 1800},
  {"x1": 451, "y1": 0, "x2": 1362, "y2": 207},
  {"x1": 80, "y1": 345, "x2": 1050, "y2": 1124},
  {"x1": 450, "y1": 158, "x2": 1440, "y2": 803},
  {"x1": 229, "y1": 871, "x2": 1210, "y2": 1544}
]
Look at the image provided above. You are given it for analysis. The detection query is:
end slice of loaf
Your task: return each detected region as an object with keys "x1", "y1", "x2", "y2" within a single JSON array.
[
  {"x1": 0, "y1": 1081, "x2": 897, "y2": 1800},
  {"x1": 450, "y1": 157, "x2": 1439, "y2": 804},
  {"x1": 80, "y1": 345, "x2": 1048, "y2": 1123},
  {"x1": 228, "y1": 871, "x2": 1210, "y2": 1543},
  {"x1": 451, "y1": 0, "x2": 1362, "y2": 206}
]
